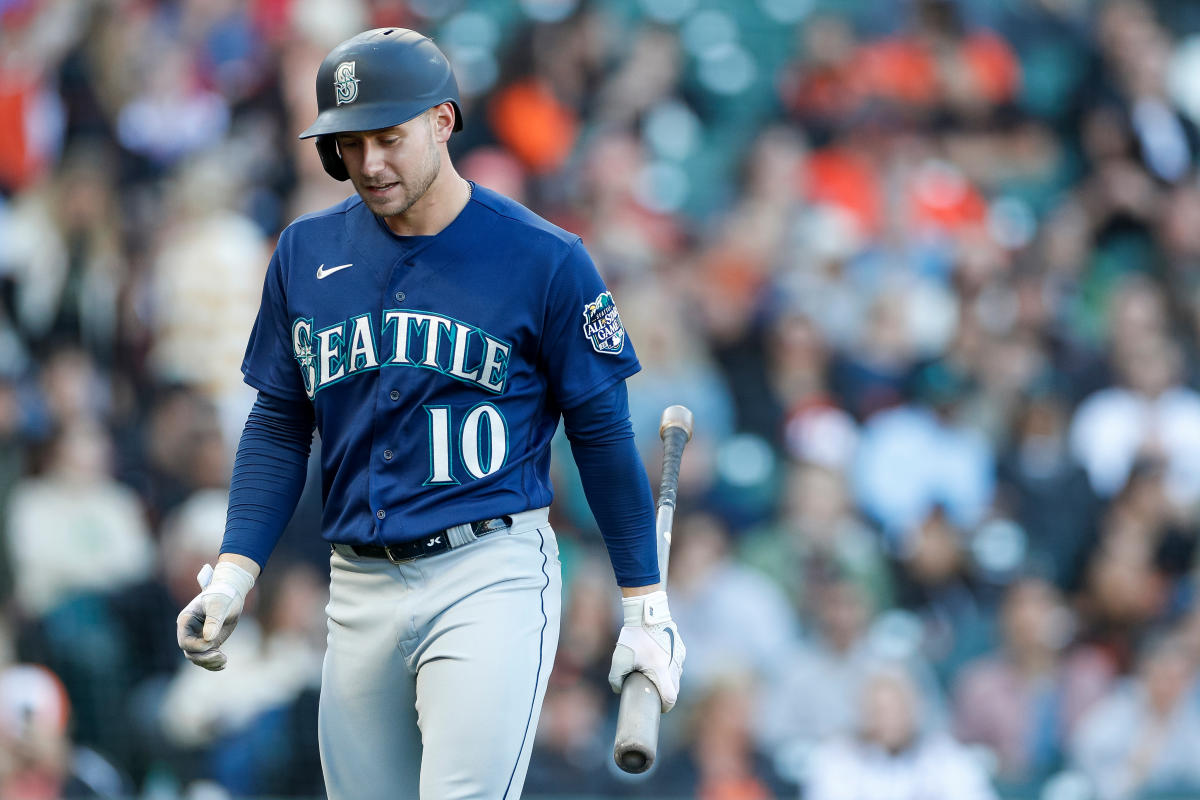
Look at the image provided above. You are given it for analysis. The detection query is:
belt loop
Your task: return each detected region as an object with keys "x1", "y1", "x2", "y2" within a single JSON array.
[{"x1": 445, "y1": 522, "x2": 476, "y2": 548}]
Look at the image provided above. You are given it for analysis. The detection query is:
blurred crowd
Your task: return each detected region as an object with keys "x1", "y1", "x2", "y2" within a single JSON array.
[{"x1": 6, "y1": 0, "x2": 1200, "y2": 798}]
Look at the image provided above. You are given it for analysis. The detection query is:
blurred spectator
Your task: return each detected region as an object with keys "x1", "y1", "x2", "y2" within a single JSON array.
[
  {"x1": 892, "y1": 507, "x2": 994, "y2": 681},
  {"x1": 0, "y1": 663, "x2": 129, "y2": 798},
  {"x1": 1074, "y1": 467, "x2": 1183, "y2": 673},
  {"x1": 146, "y1": 150, "x2": 268, "y2": 444},
  {"x1": 768, "y1": 311, "x2": 868, "y2": 475},
  {"x1": 0, "y1": 370, "x2": 32, "y2": 600},
  {"x1": 5, "y1": 419, "x2": 154, "y2": 753},
  {"x1": 754, "y1": 577, "x2": 941, "y2": 767},
  {"x1": 952, "y1": 576, "x2": 1114, "y2": 789},
  {"x1": 740, "y1": 461, "x2": 892, "y2": 624},
  {"x1": 995, "y1": 388, "x2": 1100, "y2": 591},
  {"x1": 459, "y1": 146, "x2": 529, "y2": 206},
  {"x1": 830, "y1": 293, "x2": 914, "y2": 424},
  {"x1": 647, "y1": 672, "x2": 791, "y2": 800},
  {"x1": 621, "y1": 280, "x2": 735, "y2": 455},
  {"x1": 1069, "y1": 329, "x2": 1200, "y2": 511},
  {"x1": 1091, "y1": 1, "x2": 1199, "y2": 186},
  {"x1": 665, "y1": 511, "x2": 796, "y2": 690},
  {"x1": 0, "y1": 2, "x2": 75, "y2": 194},
  {"x1": 37, "y1": 347, "x2": 110, "y2": 428},
  {"x1": 114, "y1": 43, "x2": 230, "y2": 167},
  {"x1": 852, "y1": 367, "x2": 996, "y2": 544},
  {"x1": 1075, "y1": 275, "x2": 1200, "y2": 510},
  {"x1": 136, "y1": 385, "x2": 230, "y2": 525},
  {"x1": 565, "y1": 129, "x2": 685, "y2": 281},
  {"x1": 805, "y1": 665, "x2": 997, "y2": 800},
  {"x1": 777, "y1": 15, "x2": 864, "y2": 147},
  {"x1": 6, "y1": 420, "x2": 152, "y2": 617},
  {"x1": 1069, "y1": 634, "x2": 1200, "y2": 800},
  {"x1": 0, "y1": 147, "x2": 124, "y2": 363}
]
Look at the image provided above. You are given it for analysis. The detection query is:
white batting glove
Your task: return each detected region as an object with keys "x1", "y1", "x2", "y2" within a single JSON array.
[
  {"x1": 608, "y1": 590, "x2": 685, "y2": 712},
  {"x1": 176, "y1": 562, "x2": 256, "y2": 671}
]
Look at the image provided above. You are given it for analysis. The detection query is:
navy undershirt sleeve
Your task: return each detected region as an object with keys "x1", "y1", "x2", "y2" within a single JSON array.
[
  {"x1": 219, "y1": 389, "x2": 316, "y2": 569},
  {"x1": 563, "y1": 381, "x2": 660, "y2": 587}
]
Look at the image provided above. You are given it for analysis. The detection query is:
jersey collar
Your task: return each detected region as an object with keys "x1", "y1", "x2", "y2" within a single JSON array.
[{"x1": 344, "y1": 186, "x2": 480, "y2": 275}]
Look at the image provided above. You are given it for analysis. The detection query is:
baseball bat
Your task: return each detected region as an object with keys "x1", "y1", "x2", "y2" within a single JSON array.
[{"x1": 612, "y1": 404, "x2": 694, "y2": 774}]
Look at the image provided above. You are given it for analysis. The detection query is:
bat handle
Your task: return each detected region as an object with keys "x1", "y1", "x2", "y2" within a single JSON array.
[
  {"x1": 657, "y1": 405, "x2": 693, "y2": 514},
  {"x1": 613, "y1": 670, "x2": 662, "y2": 773}
]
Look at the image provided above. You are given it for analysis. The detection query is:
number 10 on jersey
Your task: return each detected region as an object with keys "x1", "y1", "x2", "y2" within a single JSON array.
[{"x1": 425, "y1": 403, "x2": 508, "y2": 484}]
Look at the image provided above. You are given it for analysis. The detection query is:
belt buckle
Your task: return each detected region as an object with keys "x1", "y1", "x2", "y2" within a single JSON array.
[
  {"x1": 474, "y1": 516, "x2": 512, "y2": 537},
  {"x1": 382, "y1": 544, "x2": 416, "y2": 565}
]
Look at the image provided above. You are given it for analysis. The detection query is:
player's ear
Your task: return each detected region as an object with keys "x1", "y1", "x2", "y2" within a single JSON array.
[{"x1": 430, "y1": 103, "x2": 456, "y2": 143}]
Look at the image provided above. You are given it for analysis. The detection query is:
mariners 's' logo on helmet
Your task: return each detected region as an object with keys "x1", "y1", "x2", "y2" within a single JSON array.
[
  {"x1": 334, "y1": 61, "x2": 360, "y2": 105},
  {"x1": 582, "y1": 291, "x2": 625, "y2": 355}
]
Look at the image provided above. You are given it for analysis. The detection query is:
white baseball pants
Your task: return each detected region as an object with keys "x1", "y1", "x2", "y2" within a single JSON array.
[{"x1": 318, "y1": 507, "x2": 561, "y2": 799}]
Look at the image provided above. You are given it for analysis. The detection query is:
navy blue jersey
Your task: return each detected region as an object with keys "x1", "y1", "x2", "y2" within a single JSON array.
[{"x1": 241, "y1": 184, "x2": 640, "y2": 546}]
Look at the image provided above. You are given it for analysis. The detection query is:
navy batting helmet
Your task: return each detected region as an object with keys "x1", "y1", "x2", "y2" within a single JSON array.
[{"x1": 299, "y1": 28, "x2": 463, "y2": 181}]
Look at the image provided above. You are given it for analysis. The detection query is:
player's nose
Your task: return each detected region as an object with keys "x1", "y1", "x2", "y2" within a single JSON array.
[{"x1": 360, "y1": 140, "x2": 387, "y2": 177}]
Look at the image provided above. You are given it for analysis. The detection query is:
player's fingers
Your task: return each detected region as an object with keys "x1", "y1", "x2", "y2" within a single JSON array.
[
  {"x1": 184, "y1": 646, "x2": 228, "y2": 671},
  {"x1": 658, "y1": 682, "x2": 678, "y2": 712},
  {"x1": 176, "y1": 606, "x2": 205, "y2": 649},
  {"x1": 202, "y1": 615, "x2": 225, "y2": 642},
  {"x1": 608, "y1": 643, "x2": 635, "y2": 694},
  {"x1": 639, "y1": 664, "x2": 678, "y2": 711},
  {"x1": 178, "y1": 622, "x2": 229, "y2": 670},
  {"x1": 200, "y1": 593, "x2": 236, "y2": 641},
  {"x1": 671, "y1": 631, "x2": 686, "y2": 668}
]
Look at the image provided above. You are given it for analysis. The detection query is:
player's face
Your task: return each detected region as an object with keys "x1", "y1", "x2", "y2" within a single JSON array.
[{"x1": 335, "y1": 112, "x2": 441, "y2": 219}]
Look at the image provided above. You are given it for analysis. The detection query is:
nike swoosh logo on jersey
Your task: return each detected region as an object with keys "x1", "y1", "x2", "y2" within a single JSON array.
[{"x1": 316, "y1": 262, "x2": 353, "y2": 279}]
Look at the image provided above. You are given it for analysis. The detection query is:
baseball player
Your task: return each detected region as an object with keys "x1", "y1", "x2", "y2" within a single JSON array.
[{"x1": 175, "y1": 28, "x2": 685, "y2": 800}]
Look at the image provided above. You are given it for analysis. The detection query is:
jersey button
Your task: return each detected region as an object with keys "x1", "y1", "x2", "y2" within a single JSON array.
[
  {"x1": 376, "y1": 509, "x2": 386, "y2": 520},
  {"x1": 394, "y1": 291, "x2": 406, "y2": 302},
  {"x1": 383, "y1": 449, "x2": 394, "y2": 460},
  {"x1": 389, "y1": 390, "x2": 400, "y2": 401}
]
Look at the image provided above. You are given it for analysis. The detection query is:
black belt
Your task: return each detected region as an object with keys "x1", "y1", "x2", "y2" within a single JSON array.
[{"x1": 342, "y1": 516, "x2": 512, "y2": 564}]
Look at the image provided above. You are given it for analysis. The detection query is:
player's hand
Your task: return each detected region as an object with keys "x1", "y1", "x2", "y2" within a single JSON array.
[
  {"x1": 608, "y1": 590, "x2": 685, "y2": 713},
  {"x1": 176, "y1": 561, "x2": 256, "y2": 671}
]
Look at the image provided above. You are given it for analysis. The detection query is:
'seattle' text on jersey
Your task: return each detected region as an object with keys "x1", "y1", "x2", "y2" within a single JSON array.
[{"x1": 292, "y1": 310, "x2": 511, "y2": 397}]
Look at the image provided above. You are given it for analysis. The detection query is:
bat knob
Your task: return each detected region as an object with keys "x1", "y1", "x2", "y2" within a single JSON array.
[
  {"x1": 659, "y1": 405, "x2": 694, "y2": 441},
  {"x1": 619, "y1": 750, "x2": 648, "y2": 773}
]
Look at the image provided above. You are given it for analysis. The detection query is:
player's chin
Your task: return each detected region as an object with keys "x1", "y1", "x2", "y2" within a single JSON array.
[{"x1": 361, "y1": 192, "x2": 404, "y2": 216}]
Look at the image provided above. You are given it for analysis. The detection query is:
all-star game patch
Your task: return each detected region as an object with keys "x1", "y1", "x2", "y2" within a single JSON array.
[{"x1": 582, "y1": 291, "x2": 625, "y2": 355}]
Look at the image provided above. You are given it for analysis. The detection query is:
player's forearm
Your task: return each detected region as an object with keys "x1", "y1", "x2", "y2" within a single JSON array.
[
  {"x1": 564, "y1": 382, "x2": 660, "y2": 587},
  {"x1": 219, "y1": 390, "x2": 315, "y2": 570}
]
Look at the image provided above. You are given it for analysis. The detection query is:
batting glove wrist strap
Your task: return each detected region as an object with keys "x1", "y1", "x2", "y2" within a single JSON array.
[
  {"x1": 207, "y1": 561, "x2": 256, "y2": 600},
  {"x1": 621, "y1": 590, "x2": 671, "y2": 627}
]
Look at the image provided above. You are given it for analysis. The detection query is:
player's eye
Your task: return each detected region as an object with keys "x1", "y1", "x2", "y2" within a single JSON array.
[
  {"x1": 337, "y1": 138, "x2": 360, "y2": 149},
  {"x1": 380, "y1": 137, "x2": 400, "y2": 146}
]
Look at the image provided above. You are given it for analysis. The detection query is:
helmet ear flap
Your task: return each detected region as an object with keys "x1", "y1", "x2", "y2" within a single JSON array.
[{"x1": 315, "y1": 136, "x2": 350, "y2": 181}]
